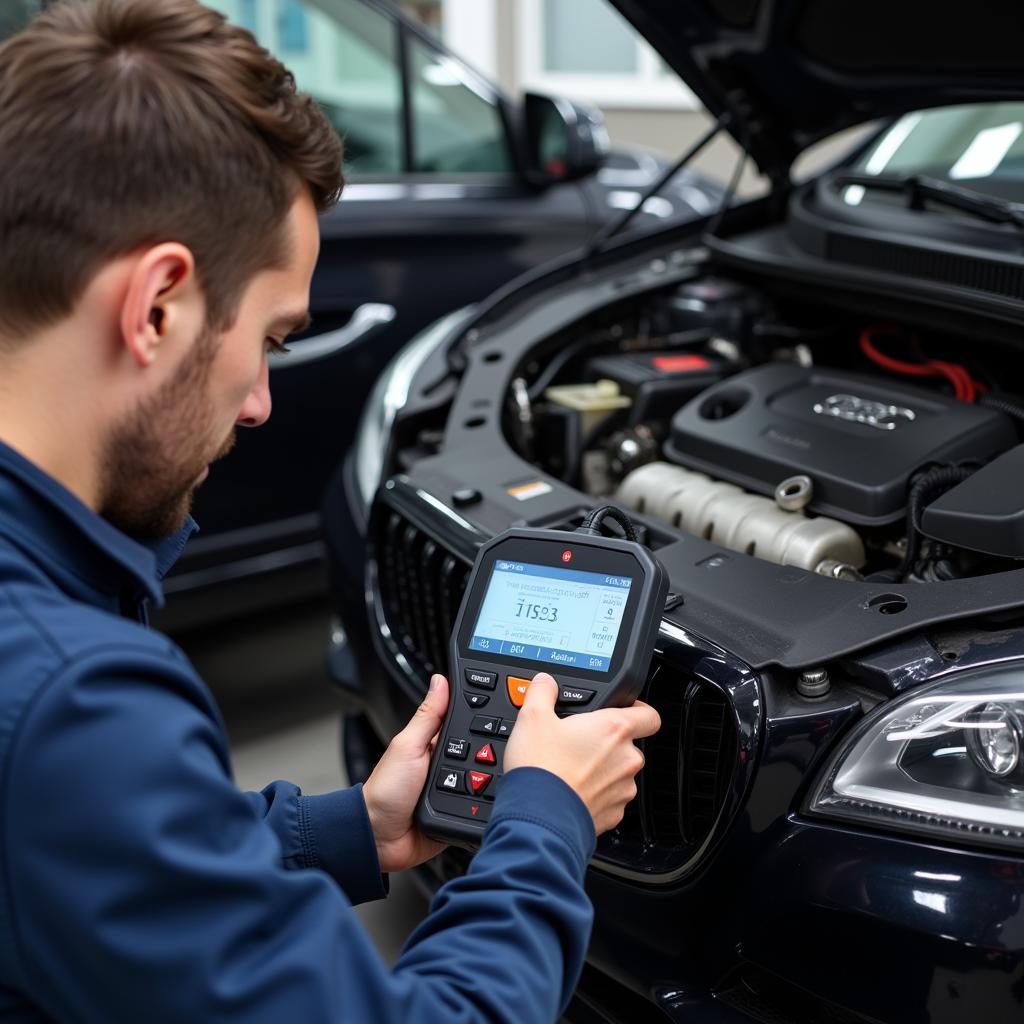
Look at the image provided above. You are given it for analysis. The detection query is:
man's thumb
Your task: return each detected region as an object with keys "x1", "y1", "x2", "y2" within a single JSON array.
[
  {"x1": 522, "y1": 672, "x2": 558, "y2": 711},
  {"x1": 404, "y1": 674, "x2": 449, "y2": 746}
]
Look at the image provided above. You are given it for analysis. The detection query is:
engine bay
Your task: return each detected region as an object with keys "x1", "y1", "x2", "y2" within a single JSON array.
[{"x1": 502, "y1": 275, "x2": 1024, "y2": 587}]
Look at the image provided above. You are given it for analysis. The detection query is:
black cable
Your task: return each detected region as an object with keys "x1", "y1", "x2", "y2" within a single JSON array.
[
  {"x1": 527, "y1": 334, "x2": 600, "y2": 403},
  {"x1": 980, "y1": 393, "x2": 1024, "y2": 432},
  {"x1": 704, "y1": 129, "x2": 749, "y2": 240},
  {"x1": 577, "y1": 504, "x2": 639, "y2": 543},
  {"x1": 899, "y1": 465, "x2": 975, "y2": 580}
]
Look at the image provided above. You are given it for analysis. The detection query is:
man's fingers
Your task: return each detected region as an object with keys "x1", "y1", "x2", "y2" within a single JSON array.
[
  {"x1": 400, "y1": 674, "x2": 449, "y2": 749},
  {"x1": 522, "y1": 672, "x2": 558, "y2": 711},
  {"x1": 619, "y1": 700, "x2": 661, "y2": 739}
]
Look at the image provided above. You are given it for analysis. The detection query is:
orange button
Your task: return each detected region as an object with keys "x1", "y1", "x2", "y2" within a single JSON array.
[{"x1": 507, "y1": 675, "x2": 532, "y2": 707}]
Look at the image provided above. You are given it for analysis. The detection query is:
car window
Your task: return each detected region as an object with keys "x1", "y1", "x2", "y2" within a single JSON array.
[
  {"x1": 847, "y1": 102, "x2": 1024, "y2": 207},
  {"x1": 207, "y1": 0, "x2": 404, "y2": 175},
  {"x1": 407, "y1": 33, "x2": 512, "y2": 174},
  {"x1": 0, "y1": 0, "x2": 37, "y2": 42}
]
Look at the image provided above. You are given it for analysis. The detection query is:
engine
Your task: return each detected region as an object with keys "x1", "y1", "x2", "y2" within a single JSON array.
[{"x1": 509, "y1": 277, "x2": 1024, "y2": 584}]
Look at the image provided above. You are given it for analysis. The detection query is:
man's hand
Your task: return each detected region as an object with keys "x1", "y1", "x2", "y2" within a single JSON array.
[
  {"x1": 504, "y1": 673, "x2": 660, "y2": 834},
  {"x1": 362, "y1": 674, "x2": 449, "y2": 873}
]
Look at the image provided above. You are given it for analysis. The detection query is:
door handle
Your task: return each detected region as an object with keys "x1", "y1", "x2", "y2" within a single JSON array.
[{"x1": 270, "y1": 302, "x2": 396, "y2": 371}]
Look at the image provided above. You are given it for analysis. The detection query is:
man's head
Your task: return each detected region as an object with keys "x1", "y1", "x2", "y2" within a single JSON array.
[{"x1": 0, "y1": 0, "x2": 342, "y2": 535}]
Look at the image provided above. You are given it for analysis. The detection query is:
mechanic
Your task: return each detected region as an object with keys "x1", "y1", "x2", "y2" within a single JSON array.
[{"x1": 0, "y1": 2, "x2": 660, "y2": 1021}]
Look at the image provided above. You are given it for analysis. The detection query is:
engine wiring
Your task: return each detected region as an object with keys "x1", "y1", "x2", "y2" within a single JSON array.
[{"x1": 859, "y1": 324, "x2": 986, "y2": 403}]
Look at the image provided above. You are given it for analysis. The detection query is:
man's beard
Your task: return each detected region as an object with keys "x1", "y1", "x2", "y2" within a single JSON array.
[{"x1": 99, "y1": 325, "x2": 235, "y2": 539}]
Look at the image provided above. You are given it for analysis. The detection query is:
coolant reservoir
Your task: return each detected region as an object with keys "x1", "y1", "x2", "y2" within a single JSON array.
[
  {"x1": 617, "y1": 462, "x2": 865, "y2": 574},
  {"x1": 545, "y1": 379, "x2": 632, "y2": 437}
]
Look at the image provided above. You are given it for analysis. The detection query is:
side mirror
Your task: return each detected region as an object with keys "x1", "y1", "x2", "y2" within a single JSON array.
[{"x1": 521, "y1": 92, "x2": 610, "y2": 186}]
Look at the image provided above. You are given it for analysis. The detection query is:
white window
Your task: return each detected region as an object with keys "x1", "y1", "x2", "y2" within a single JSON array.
[{"x1": 517, "y1": 0, "x2": 696, "y2": 110}]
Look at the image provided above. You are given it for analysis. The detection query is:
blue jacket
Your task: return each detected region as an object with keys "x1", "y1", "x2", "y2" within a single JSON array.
[{"x1": 0, "y1": 442, "x2": 595, "y2": 1022}]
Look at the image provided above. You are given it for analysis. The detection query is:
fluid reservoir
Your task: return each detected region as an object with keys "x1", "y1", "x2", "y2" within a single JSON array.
[{"x1": 617, "y1": 462, "x2": 865, "y2": 574}]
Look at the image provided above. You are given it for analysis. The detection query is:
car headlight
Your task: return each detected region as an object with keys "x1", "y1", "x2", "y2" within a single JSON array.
[
  {"x1": 353, "y1": 306, "x2": 475, "y2": 512},
  {"x1": 807, "y1": 666, "x2": 1024, "y2": 851}
]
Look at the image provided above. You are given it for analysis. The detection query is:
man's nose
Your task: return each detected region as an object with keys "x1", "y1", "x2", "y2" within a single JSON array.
[{"x1": 236, "y1": 361, "x2": 272, "y2": 428}]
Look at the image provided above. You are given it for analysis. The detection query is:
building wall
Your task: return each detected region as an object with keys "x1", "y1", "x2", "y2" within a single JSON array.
[{"x1": 455, "y1": 0, "x2": 752, "y2": 187}]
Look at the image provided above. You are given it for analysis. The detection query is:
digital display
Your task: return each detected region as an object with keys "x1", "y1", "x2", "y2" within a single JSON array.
[{"x1": 468, "y1": 559, "x2": 632, "y2": 673}]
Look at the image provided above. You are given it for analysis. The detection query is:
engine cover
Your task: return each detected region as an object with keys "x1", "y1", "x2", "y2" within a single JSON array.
[{"x1": 664, "y1": 363, "x2": 1015, "y2": 525}]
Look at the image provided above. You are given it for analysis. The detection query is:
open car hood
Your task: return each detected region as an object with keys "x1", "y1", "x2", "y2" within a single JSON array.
[{"x1": 612, "y1": 0, "x2": 1024, "y2": 180}]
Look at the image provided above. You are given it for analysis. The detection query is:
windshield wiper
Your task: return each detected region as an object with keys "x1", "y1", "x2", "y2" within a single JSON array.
[{"x1": 833, "y1": 171, "x2": 1024, "y2": 229}]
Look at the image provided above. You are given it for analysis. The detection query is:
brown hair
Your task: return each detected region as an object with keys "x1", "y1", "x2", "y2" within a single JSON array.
[{"x1": 0, "y1": 0, "x2": 343, "y2": 340}]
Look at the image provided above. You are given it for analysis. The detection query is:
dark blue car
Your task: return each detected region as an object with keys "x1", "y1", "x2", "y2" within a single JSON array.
[{"x1": 326, "y1": 2, "x2": 1024, "y2": 1020}]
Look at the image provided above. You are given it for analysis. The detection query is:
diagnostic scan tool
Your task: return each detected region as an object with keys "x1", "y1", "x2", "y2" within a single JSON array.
[{"x1": 416, "y1": 506, "x2": 668, "y2": 846}]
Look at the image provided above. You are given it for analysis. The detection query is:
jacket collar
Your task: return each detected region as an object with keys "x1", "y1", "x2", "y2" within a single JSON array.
[{"x1": 0, "y1": 440, "x2": 197, "y2": 609}]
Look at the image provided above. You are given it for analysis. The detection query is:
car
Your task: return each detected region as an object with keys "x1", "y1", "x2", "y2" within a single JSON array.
[{"x1": 326, "y1": 2, "x2": 1024, "y2": 1021}]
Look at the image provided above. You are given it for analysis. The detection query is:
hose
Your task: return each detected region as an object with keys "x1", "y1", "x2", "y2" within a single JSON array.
[{"x1": 899, "y1": 465, "x2": 975, "y2": 580}]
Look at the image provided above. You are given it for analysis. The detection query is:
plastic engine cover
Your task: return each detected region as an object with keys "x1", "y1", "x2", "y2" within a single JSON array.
[{"x1": 664, "y1": 363, "x2": 1015, "y2": 526}]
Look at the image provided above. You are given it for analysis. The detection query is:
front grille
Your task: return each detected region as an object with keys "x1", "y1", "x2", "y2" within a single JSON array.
[
  {"x1": 610, "y1": 662, "x2": 737, "y2": 858},
  {"x1": 373, "y1": 504, "x2": 739, "y2": 871},
  {"x1": 375, "y1": 508, "x2": 471, "y2": 679}
]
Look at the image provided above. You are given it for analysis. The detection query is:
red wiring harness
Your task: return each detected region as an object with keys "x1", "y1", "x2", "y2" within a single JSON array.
[{"x1": 859, "y1": 325, "x2": 986, "y2": 403}]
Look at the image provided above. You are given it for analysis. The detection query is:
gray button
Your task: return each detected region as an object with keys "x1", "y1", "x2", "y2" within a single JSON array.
[
  {"x1": 470, "y1": 715, "x2": 501, "y2": 736},
  {"x1": 464, "y1": 668, "x2": 497, "y2": 690},
  {"x1": 557, "y1": 686, "x2": 595, "y2": 706},
  {"x1": 445, "y1": 738, "x2": 468, "y2": 760}
]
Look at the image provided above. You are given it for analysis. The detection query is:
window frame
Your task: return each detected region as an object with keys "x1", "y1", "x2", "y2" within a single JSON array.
[
  {"x1": 399, "y1": 19, "x2": 520, "y2": 178},
  {"x1": 515, "y1": 0, "x2": 697, "y2": 111},
  {"x1": 313, "y1": 0, "x2": 521, "y2": 181}
]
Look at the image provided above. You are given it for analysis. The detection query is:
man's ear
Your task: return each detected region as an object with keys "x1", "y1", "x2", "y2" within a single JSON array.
[{"x1": 118, "y1": 244, "x2": 199, "y2": 368}]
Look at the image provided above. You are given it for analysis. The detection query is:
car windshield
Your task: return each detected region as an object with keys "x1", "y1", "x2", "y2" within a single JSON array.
[{"x1": 844, "y1": 102, "x2": 1024, "y2": 212}]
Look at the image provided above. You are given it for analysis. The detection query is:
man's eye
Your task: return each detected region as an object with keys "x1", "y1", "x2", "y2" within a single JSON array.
[{"x1": 266, "y1": 338, "x2": 291, "y2": 357}]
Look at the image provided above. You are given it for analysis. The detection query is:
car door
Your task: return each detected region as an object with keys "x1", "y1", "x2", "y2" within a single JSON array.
[{"x1": 167, "y1": 0, "x2": 595, "y2": 623}]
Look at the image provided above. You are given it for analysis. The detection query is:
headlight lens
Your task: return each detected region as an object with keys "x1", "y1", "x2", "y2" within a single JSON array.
[
  {"x1": 966, "y1": 702, "x2": 1022, "y2": 777},
  {"x1": 807, "y1": 667, "x2": 1024, "y2": 850}
]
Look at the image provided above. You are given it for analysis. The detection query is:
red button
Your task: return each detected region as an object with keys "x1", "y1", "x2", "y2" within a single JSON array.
[
  {"x1": 475, "y1": 743, "x2": 496, "y2": 765},
  {"x1": 468, "y1": 770, "x2": 492, "y2": 794}
]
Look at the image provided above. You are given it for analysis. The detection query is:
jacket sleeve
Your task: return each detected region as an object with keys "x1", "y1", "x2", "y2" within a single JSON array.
[
  {"x1": 2, "y1": 647, "x2": 595, "y2": 1024},
  {"x1": 242, "y1": 781, "x2": 389, "y2": 906}
]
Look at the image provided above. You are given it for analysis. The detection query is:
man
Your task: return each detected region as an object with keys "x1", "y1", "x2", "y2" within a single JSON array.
[{"x1": 0, "y1": 2, "x2": 660, "y2": 1021}]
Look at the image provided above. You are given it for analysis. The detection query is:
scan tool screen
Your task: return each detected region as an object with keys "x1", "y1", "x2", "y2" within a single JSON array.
[{"x1": 467, "y1": 559, "x2": 632, "y2": 673}]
